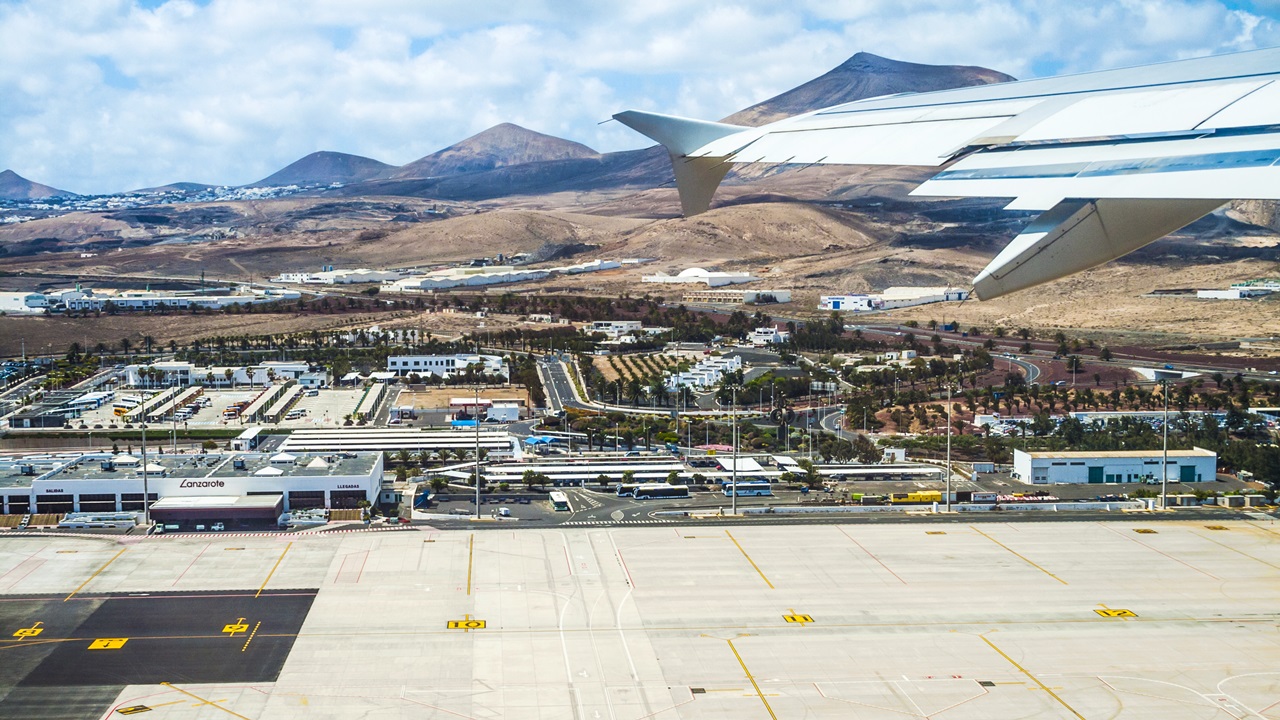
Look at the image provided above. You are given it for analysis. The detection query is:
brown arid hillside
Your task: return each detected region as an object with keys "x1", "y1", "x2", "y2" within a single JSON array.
[
  {"x1": 250, "y1": 151, "x2": 398, "y2": 187},
  {"x1": 0, "y1": 169, "x2": 75, "y2": 199},
  {"x1": 394, "y1": 123, "x2": 600, "y2": 180},
  {"x1": 722, "y1": 52, "x2": 1016, "y2": 127}
]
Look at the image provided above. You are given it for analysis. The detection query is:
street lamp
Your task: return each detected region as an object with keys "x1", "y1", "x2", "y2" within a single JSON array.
[
  {"x1": 1161, "y1": 379, "x2": 1170, "y2": 510},
  {"x1": 721, "y1": 384, "x2": 742, "y2": 516},
  {"x1": 140, "y1": 422, "x2": 150, "y2": 528},
  {"x1": 474, "y1": 385, "x2": 481, "y2": 520},
  {"x1": 945, "y1": 383, "x2": 953, "y2": 512}
]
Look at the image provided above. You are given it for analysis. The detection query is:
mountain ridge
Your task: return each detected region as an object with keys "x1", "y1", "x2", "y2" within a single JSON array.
[{"x1": 0, "y1": 169, "x2": 76, "y2": 199}]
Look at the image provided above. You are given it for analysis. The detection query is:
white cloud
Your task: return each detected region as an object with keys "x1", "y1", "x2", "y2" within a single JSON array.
[{"x1": 0, "y1": 0, "x2": 1276, "y2": 193}]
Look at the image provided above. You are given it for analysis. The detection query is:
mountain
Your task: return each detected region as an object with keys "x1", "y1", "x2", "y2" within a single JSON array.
[
  {"x1": 722, "y1": 52, "x2": 1016, "y2": 127},
  {"x1": 0, "y1": 169, "x2": 76, "y2": 199},
  {"x1": 250, "y1": 151, "x2": 397, "y2": 187},
  {"x1": 393, "y1": 123, "x2": 599, "y2": 179},
  {"x1": 130, "y1": 182, "x2": 217, "y2": 194}
]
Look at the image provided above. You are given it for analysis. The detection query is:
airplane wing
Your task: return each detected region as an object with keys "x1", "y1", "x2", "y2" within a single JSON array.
[{"x1": 613, "y1": 48, "x2": 1280, "y2": 299}]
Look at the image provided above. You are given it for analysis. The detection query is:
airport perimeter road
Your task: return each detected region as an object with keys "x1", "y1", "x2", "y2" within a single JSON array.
[{"x1": 6, "y1": 520, "x2": 1280, "y2": 719}]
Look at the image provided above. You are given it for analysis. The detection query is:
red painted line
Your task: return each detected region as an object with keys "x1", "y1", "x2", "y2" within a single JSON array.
[
  {"x1": 1101, "y1": 524, "x2": 1221, "y2": 581},
  {"x1": 171, "y1": 542, "x2": 211, "y2": 586},
  {"x1": 617, "y1": 549, "x2": 635, "y2": 587},
  {"x1": 0, "y1": 556, "x2": 44, "y2": 588},
  {"x1": 838, "y1": 527, "x2": 907, "y2": 584}
]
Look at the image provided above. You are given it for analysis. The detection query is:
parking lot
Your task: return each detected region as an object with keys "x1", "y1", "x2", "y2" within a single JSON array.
[
  {"x1": 73, "y1": 387, "x2": 367, "y2": 430},
  {"x1": 3, "y1": 519, "x2": 1280, "y2": 719}
]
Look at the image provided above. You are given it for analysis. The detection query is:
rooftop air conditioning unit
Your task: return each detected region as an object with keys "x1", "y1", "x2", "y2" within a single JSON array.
[
  {"x1": 233, "y1": 458, "x2": 247, "y2": 470},
  {"x1": 100, "y1": 461, "x2": 115, "y2": 471}
]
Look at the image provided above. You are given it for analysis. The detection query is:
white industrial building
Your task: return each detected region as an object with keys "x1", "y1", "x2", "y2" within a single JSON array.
[
  {"x1": 821, "y1": 287, "x2": 969, "y2": 312},
  {"x1": 386, "y1": 354, "x2": 508, "y2": 380},
  {"x1": 124, "y1": 361, "x2": 325, "y2": 388},
  {"x1": 641, "y1": 267, "x2": 756, "y2": 287},
  {"x1": 271, "y1": 268, "x2": 403, "y2": 285},
  {"x1": 0, "y1": 292, "x2": 50, "y2": 315},
  {"x1": 0, "y1": 451, "x2": 382, "y2": 518},
  {"x1": 1195, "y1": 287, "x2": 1274, "y2": 300},
  {"x1": 820, "y1": 294, "x2": 881, "y2": 312},
  {"x1": 1013, "y1": 448, "x2": 1217, "y2": 485}
]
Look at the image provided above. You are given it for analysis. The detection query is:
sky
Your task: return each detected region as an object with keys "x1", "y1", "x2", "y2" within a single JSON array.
[{"x1": 2, "y1": 0, "x2": 1279, "y2": 194}]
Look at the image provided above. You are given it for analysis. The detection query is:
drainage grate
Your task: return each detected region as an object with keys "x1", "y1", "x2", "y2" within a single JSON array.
[
  {"x1": 978, "y1": 681, "x2": 995, "y2": 688},
  {"x1": 690, "y1": 687, "x2": 706, "y2": 694}
]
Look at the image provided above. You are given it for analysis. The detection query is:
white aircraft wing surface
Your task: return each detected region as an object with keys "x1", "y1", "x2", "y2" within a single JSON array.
[{"x1": 613, "y1": 48, "x2": 1280, "y2": 299}]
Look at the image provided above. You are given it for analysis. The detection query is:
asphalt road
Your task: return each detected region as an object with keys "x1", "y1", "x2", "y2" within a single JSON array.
[{"x1": 0, "y1": 589, "x2": 315, "y2": 694}]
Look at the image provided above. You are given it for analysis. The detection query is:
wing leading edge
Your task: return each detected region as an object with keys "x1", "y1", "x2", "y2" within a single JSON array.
[{"x1": 612, "y1": 48, "x2": 1280, "y2": 299}]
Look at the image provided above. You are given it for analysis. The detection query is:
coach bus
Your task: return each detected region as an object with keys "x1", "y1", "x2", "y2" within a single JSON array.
[
  {"x1": 549, "y1": 491, "x2": 571, "y2": 511},
  {"x1": 630, "y1": 483, "x2": 690, "y2": 500},
  {"x1": 112, "y1": 396, "x2": 144, "y2": 417},
  {"x1": 722, "y1": 481, "x2": 773, "y2": 497}
]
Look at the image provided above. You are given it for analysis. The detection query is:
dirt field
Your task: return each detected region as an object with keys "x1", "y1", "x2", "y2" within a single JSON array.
[{"x1": 394, "y1": 386, "x2": 530, "y2": 410}]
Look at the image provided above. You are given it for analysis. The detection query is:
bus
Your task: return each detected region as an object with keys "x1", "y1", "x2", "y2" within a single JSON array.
[
  {"x1": 722, "y1": 481, "x2": 773, "y2": 497},
  {"x1": 631, "y1": 483, "x2": 690, "y2": 500},
  {"x1": 112, "y1": 396, "x2": 144, "y2": 416},
  {"x1": 549, "y1": 491, "x2": 571, "y2": 511},
  {"x1": 615, "y1": 483, "x2": 640, "y2": 497}
]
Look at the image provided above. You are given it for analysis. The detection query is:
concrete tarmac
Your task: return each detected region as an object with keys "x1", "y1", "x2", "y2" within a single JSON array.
[{"x1": 2, "y1": 518, "x2": 1279, "y2": 718}]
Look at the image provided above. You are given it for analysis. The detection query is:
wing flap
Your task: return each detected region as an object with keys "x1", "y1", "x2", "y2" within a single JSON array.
[{"x1": 972, "y1": 198, "x2": 1223, "y2": 299}]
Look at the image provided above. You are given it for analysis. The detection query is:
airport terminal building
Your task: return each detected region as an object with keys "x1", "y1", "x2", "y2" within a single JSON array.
[{"x1": 0, "y1": 451, "x2": 382, "y2": 519}]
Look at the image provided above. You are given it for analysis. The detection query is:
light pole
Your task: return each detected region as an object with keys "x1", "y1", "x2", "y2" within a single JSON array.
[
  {"x1": 474, "y1": 385, "x2": 481, "y2": 520},
  {"x1": 1161, "y1": 379, "x2": 1169, "y2": 510},
  {"x1": 727, "y1": 385, "x2": 741, "y2": 516},
  {"x1": 140, "y1": 422, "x2": 150, "y2": 528},
  {"x1": 945, "y1": 383, "x2": 953, "y2": 512}
]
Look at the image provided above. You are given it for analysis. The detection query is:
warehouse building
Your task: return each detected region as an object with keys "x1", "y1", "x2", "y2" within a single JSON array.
[
  {"x1": 681, "y1": 289, "x2": 792, "y2": 305},
  {"x1": 1013, "y1": 448, "x2": 1217, "y2": 485},
  {"x1": 0, "y1": 451, "x2": 382, "y2": 518}
]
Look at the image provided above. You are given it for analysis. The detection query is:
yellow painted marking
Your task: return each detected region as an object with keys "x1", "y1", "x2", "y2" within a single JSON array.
[
  {"x1": 223, "y1": 618, "x2": 249, "y2": 636},
  {"x1": 65, "y1": 548, "x2": 127, "y2": 601},
  {"x1": 224, "y1": 547, "x2": 245, "y2": 551},
  {"x1": 1133, "y1": 528, "x2": 1157, "y2": 534},
  {"x1": 56, "y1": 550, "x2": 78, "y2": 554},
  {"x1": 971, "y1": 527, "x2": 1067, "y2": 585},
  {"x1": 160, "y1": 683, "x2": 253, "y2": 720},
  {"x1": 1193, "y1": 530, "x2": 1280, "y2": 571},
  {"x1": 13, "y1": 622, "x2": 43, "y2": 639},
  {"x1": 255, "y1": 542, "x2": 292, "y2": 599},
  {"x1": 980, "y1": 635, "x2": 1085, "y2": 719},
  {"x1": 783, "y1": 614, "x2": 814, "y2": 624},
  {"x1": 88, "y1": 638, "x2": 128, "y2": 650},
  {"x1": 448, "y1": 614, "x2": 486, "y2": 631},
  {"x1": 116, "y1": 706, "x2": 152, "y2": 715},
  {"x1": 466, "y1": 533, "x2": 474, "y2": 595},
  {"x1": 1095, "y1": 609, "x2": 1136, "y2": 618},
  {"x1": 726, "y1": 638, "x2": 778, "y2": 720},
  {"x1": 240, "y1": 621, "x2": 261, "y2": 652},
  {"x1": 926, "y1": 531, "x2": 947, "y2": 535},
  {"x1": 726, "y1": 531, "x2": 774, "y2": 589},
  {"x1": 1205, "y1": 525, "x2": 1228, "y2": 531}
]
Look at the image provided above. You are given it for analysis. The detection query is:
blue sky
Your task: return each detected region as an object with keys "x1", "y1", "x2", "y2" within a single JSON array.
[{"x1": 1, "y1": 0, "x2": 1278, "y2": 193}]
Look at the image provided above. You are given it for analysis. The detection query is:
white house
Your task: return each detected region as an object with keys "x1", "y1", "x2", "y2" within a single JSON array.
[
  {"x1": 820, "y1": 294, "x2": 881, "y2": 312},
  {"x1": 749, "y1": 327, "x2": 792, "y2": 345}
]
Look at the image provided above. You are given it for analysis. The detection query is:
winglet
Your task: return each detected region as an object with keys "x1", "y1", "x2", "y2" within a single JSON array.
[{"x1": 613, "y1": 110, "x2": 750, "y2": 215}]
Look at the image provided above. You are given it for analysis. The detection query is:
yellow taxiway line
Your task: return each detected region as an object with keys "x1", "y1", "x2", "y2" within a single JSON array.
[
  {"x1": 255, "y1": 542, "x2": 292, "y2": 599},
  {"x1": 971, "y1": 527, "x2": 1067, "y2": 585},
  {"x1": 160, "y1": 682, "x2": 253, "y2": 720},
  {"x1": 726, "y1": 638, "x2": 778, "y2": 720},
  {"x1": 980, "y1": 634, "x2": 1084, "y2": 719},
  {"x1": 65, "y1": 548, "x2": 127, "y2": 601},
  {"x1": 726, "y1": 531, "x2": 774, "y2": 589}
]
